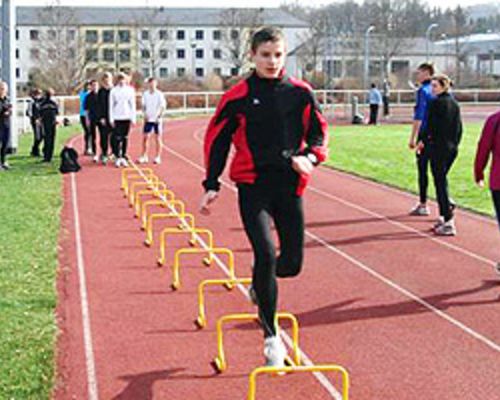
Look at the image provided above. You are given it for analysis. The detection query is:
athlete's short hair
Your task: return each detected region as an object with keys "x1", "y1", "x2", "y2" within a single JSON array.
[
  {"x1": 147, "y1": 77, "x2": 157, "y2": 83},
  {"x1": 417, "y1": 62, "x2": 435, "y2": 76},
  {"x1": 250, "y1": 27, "x2": 285, "y2": 52}
]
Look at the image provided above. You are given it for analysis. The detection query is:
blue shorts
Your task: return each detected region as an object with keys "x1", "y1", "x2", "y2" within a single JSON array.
[{"x1": 143, "y1": 122, "x2": 161, "y2": 135}]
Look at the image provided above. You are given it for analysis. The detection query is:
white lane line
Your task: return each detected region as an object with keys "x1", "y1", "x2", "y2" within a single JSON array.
[
  {"x1": 132, "y1": 156, "x2": 344, "y2": 399},
  {"x1": 70, "y1": 171, "x2": 99, "y2": 400},
  {"x1": 166, "y1": 128, "x2": 500, "y2": 355}
]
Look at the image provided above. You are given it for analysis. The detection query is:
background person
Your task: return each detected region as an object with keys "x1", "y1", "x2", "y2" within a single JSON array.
[
  {"x1": 39, "y1": 88, "x2": 59, "y2": 163},
  {"x1": 382, "y1": 78, "x2": 391, "y2": 118},
  {"x1": 79, "y1": 81, "x2": 91, "y2": 155},
  {"x1": 27, "y1": 88, "x2": 43, "y2": 157},
  {"x1": 84, "y1": 79, "x2": 100, "y2": 162},
  {"x1": 368, "y1": 83, "x2": 382, "y2": 125},
  {"x1": 0, "y1": 81, "x2": 13, "y2": 170},
  {"x1": 97, "y1": 72, "x2": 113, "y2": 165}
]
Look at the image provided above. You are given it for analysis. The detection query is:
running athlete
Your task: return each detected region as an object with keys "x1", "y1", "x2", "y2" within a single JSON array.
[{"x1": 200, "y1": 27, "x2": 329, "y2": 368}]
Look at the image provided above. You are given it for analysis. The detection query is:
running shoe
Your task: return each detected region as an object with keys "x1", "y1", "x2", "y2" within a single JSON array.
[
  {"x1": 409, "y1": 204, "x2": 430, "y2": 216},
  {"x1": 93, "y1": 155, "x2": 99, "y2": 163},
  {"x1": 263, "y1": 336, "x2": 287, "y2": 368},
  {"x1": 433, "y1": 217, "x2": 444, "y2": 230},
  {"x1": 115, "y1": 158, "x2": 121, "y2": 168},
  {"x1": 121, "y1": 158, "x2": 129, "y2": 167},
  {"x1": 101, "y1": 156, "x2": 108, "y2": 165},
  {"x1": 138, "y1": 155, "x2": 148, "y2": 164},
  {"x1": 2, "y1": 162, "x2": 10, "y2": 170},
  {"x1": 154, "y1": 156, "x2": 161, "y2": 165},
  {"x1": 434, "y1": 219, "x2": 456, "y2": 236}
]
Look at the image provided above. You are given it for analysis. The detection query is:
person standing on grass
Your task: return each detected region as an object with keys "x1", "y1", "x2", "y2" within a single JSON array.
[
  {"x1": 109, "y1": 72, "x2": 136, "y2": 168},
  {"x1": 200, "y1": 27, "x2": 328, "y2": 368},
  {"x1": 138, "y1": 77, "x2": 166, "y2": 165},
  {"x1": 408, "y1": 62, "x2": 436, "y2": 216},
  {"x1": 39, "y1": 88, "x2": 59, "y2": 163},
  {"x1": 27, "y1": 88, "x2": 43, "y2": 157},
  {"x1": 84, "y1": 79, "x2": 100, "y2": 162},
  {"x1": 425, "y1": 74, "x2": 462, "y2": 236},
  {"x1": 97, "y1": 72, "x2": 113, "y2": 165},
  {"x1": 474, "y1": 108, "x2": 500, "y2": 275},
  {"x1": 382, "y1": 78, "x2": 391, "y2": 119},
  {"x1": 368, "y1": 83, "x2": 382, "y2": 125},
  {"x1": 79, "y1": 81, "x2": 91, "y2": 155},
  {"x1": 0, "y1": 81, "x2": 13, "y2": 171}
]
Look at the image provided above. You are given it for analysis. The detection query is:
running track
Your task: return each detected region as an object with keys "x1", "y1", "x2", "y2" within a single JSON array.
[{"x1": 56, "y1": 117, "x2": 500, "y2": 399}]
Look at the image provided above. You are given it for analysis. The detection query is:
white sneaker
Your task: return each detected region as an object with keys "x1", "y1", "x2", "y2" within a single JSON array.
[
  {"x1": 154, "y1": 156, "x2": 161, "y2": 165},
  {"x1": 138, "y1": 155, "x2": 148, "y2": 164},
  {"x1": 115, "y1": 158, "x2": 121, "y2": 168},
  {"x1": 121, "y1": 158, "x2": 129, "y2": 167},
  {"x1": 93, "y1": 155, "x2": 99, "y2": 163},
  {"x1": 409, "y1": 204, "x2": 430, "y2": 216},
  {"x1": 263, "y1": 336, "x2": 287, "y2": 368},
  {"x1": 434, "y1": 219, "x2": 456, "y2": 236}
]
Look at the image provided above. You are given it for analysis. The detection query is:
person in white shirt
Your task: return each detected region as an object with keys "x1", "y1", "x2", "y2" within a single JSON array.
[
  {"x1": 138, "y1": 77, "x2": 167, "y2": 164},
  {"x1": 109, "y1": 72, "x2": 137, "y2": 168}
]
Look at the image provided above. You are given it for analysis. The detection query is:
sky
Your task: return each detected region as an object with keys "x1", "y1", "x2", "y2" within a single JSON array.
[{"x1": 12, "y1": 0, "x2": 491, "y2": 10}]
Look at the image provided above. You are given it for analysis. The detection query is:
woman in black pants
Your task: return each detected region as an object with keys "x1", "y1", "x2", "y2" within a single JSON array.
[
  {"x1": 200, "y1": 27, "x2": 328, "y2": 367},
  {"x1": 424, "y1": 74, "x2": 462, "y2": 236}
]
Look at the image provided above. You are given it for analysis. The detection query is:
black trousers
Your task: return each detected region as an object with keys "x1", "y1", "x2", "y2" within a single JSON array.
[
  {"x1": 416, "y1": 147, "x2": 431, "y2": 204},
  {"x1": 238, "y1": 170, "x2": 304, "y2": 338},
  {"x1": 0, "y1": 124, "x2": 10, "y2": 165},
  {"x1": 111, "y1": 120, "x2": 131, "y2": 158},
  {"x1": 87, "y1": 119, "x2": 98, "y2": 155},
  {"x1": 492, "y1": 190, "x2": 500, "y2": 230},
  {"x1": 369, "y1": 104, "x2": 379, "y2": 124},
  {"x1": 98, "y1": 120, "x2": 112, "y2": 156},
  {"x1": 42, "y1": 120, "x2": 57, "y2": 162},
  {"x1": 30, "y1": 119, "x2": 43, "y2": 156},
  {"x1": 430, "y1": 149, "x2": 457, "y2": 222},
  {"x1": 383, "y1": 96, "x2": 390, "y2": 116},
  {"x1": 80, "y1": 116, "x2": 90, "y2": 153}
]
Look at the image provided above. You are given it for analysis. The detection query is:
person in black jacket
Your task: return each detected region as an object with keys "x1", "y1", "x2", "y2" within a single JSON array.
[
  {"x1": 423, "y1": 74, "x2": 462, "y2": 236},
  {"x1": 39, "y1": 88, "x2": 59, "y2": 163},
  {"x1": 0, "y1": 81, "x2": 13, "y2": 170},
  {"x1": 84, "y1": 79, "x2": 100, "y2": 162},
  {"x1": 200, "y1": 27, "x2": 329, "y2": 368},
  {"x1": 97, "y1": 72, "x2": 113, "y2": 164},
  {"x1": 27, "y1": 88, "x2": 43, "y2": 157}
]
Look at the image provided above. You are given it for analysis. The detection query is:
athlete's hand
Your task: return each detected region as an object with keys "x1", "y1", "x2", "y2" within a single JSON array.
[
  {"x1": 110, "y1": 121, "x2": 115, "y2": 128},
  {"x1": 416, "y1": 141, "x2": 424, "y2": 154},
  {"x1": 408, "y1": 138, "x2": 417, "y2": 150},
  {"x1": 200, "y1": 190, "x2": 218, "y2": 215},
  {"x1": 291, "y1": 156, "x2": 314, "y2": 175},
  {"x1": 477, "y1": 180, "x2": 485, "y2": 188},
  {"x1": 100, "y1": 118, "x2": 106, "y2": 125}
]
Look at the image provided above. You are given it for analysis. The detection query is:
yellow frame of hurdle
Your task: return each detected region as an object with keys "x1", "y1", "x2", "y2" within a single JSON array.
[
  {"x1": 195, "y1": 278, "x2": 253, "y2": 329},
  {"x1": 121, "y1": 168, "x2": 154, "y2": 192},
  {"x1": 157, "y1": 228, "x2": 214, "y2": 267},
  {"x1": 128, "y1": 178, "x2": 163, "y2": 205},
  {"x1": 144, "y1": 211, "x2": 195, "y2": 246},
  {"x1": 141, "y1": 199, "x2": 186, "y2": 230},
  {"x1": 171, "y1": 247, "x2": 236, "y2": 290},
  {"x1": 213, "y1": 312, "x2": 300, "y2": 373},
  {"x1": 247, "y1": 364, "x2": 350, "y2": 400},
  {"x1": 123, "y1": 173, "x2": 158, "y2": 198},
  {"x1": 134, "y1": 189, "x2": 176, "y2": 217}
]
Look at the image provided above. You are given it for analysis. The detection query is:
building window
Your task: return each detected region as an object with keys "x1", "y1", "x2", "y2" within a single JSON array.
[
  {"x1": 213, "y1": 49, "x2": 222, "y2": 59},
  {"x1": 176, "y1": 30, "x2": 185, "y2": 40},
  {"x1": 119, "y1": 49, "x2": 131, "y2": 62},
  {"x1": 231, "y1": 67, "x2": 239, "y2": 76},
  {"x1": 160, "y1": 49, "x2": 168, "y2": 59},
  {"x1": 48, "y1": 30, "x2": 57, "y2": 40},
  {"x1": 103, "y1": 30, "x2": 114, "y2": 43},
  {"x1": 213, "y1": 30, "x2": 221, "y2": 40},
  {"x1": 213, "y1": 67, "x2": 222, "y2": 76},
  {"x1": 141, "y1": 30, "x2": 149, "y2": 40},
  {"x1": 391, "y1": 60, "x2": 410, "y2": 74},
  {"x1": 67, "y1": 30, "x2": 76, "y2": 41},
  {"x1": 30, "y1": 30, "x2": 39, "y2": 40},
  {"x1": 30, "y1": 49, "x2": 40, "y2": 60},
  {"x1": 15, "y1": 49, "x2": 19, "y2": 59},
  {"x1": 195, "y1": 30, "x2": 204, "y2": 40},
  {"x1": 230, "y1": 30, "x2": 239, "y2": 40},
  {"x1": 177, "y1": 67, "x2": 186, "y2": 77},
  {"x1": 141, "y1": 49, "x2": 151, "y2": 59},
  {"x1": 15, "y1": 29, "x2": 19, "y2": 40},
  {"x1": 119, "y1": 30, "x2": 131, "y2": 43},
  {"x1": 86, "y1": 49, "x2": 98, "y2": 62},
  {"x1": 195, "y1": 67, "x2": 204, "y2": 77},
  {"x1": 16, "y1": 68, "x2": 20, "y2": 79},
  {"x1": 324, "y1": 60, "x2": 342, "y2": 78},
  {"x1": 196, "y1": 49, "x2": 204, "y2": 59},
  {"x1": 142, "y1": 68, "x2": 150, "y2": 78},
  {"x1": 159, "y1": 30, "x2": 168, "y2": 40},
  {"x1": 103, "y1": 48, "x2": 115, "y2": 62},
  {"x1": 160, "y1": 67, "x2": 168, "y2": 78},
  {"x1": 177, "y1": 49, "x2": 185, "y2": 59},
  {"x1": 85, "y1": 30, "x2": 98, "y2": 44}
]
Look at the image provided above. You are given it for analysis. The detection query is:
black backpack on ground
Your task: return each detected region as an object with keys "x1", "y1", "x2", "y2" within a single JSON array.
[{"x1": 59, "y1": 146, "x2": 81, "y2": 174}]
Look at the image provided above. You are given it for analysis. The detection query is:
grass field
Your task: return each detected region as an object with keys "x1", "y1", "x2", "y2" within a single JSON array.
[
  {"x1": 0, "y1": 125, "x2": 78, "y2": 399},
  {"x1": 326, "y1": 122, "x2": 496, "y2": 217}
]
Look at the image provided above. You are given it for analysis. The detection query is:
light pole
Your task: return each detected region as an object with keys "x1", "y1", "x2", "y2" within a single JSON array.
[
  {"x1": 441, "y1": 33, "x2": 448, "y2": 71},
  {"x1": 426, "y1": 23, "x2": 439, "y2": 62},
  {"x1": 363, "y1": 25, "x2": 375, "y2": 93},
  {"x1": 1, "y1": 0, "x2": 17, "y2": 151}
]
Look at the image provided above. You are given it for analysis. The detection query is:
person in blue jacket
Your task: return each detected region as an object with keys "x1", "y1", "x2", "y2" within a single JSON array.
[
  {"x1": 79, "y1": 81, "x2": 91, "y2": 155},
  {"x1": 368, "y1": 83, "x2": 382, "y2": 125}
]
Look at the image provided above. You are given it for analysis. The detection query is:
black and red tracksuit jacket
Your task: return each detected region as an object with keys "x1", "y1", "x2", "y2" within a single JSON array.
[{"x1": 203, "y1": 71, "x2": 329, "y2": 196}]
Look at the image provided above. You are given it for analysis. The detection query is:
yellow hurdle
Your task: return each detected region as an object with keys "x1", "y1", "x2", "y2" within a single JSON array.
[
  {"x1": 157, "y1": 227, "x2": 214, "y2": 267},
  {"x1": 142, "y1": 199, "x2": 186, "y2": 230},
  {"x1": 120, "y1": 167, "x2": 154, "y2": 192},
  {"x1": 247, "y1": 364, "x2": 350, "y2": 400},
  {"x1": 171, "y1": 247, "x2": 236, "y2": 291},
  {"x1": 134, "y1": 188, "x2": 176, "y2": 217},
  {"x1": 122, "y1": 172, "x2": 156, "y2": 197},
  {"x1": 195, "y1": 278, "x2": 253, "y2": 329},
  {"x1": 212, "y1": 312, "x2": 300, "y2": 373},
  {"x1": 128, "y1": 177, "x2": 162, "y2": 206},
  {"x1": 144, "y1": 210, "x2": 194, "y2": 247}
]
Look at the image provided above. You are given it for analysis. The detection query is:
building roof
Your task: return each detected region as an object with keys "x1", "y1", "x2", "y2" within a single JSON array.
[{"x1": 11, "y1": 6, "x2": 308, "y2": 28}]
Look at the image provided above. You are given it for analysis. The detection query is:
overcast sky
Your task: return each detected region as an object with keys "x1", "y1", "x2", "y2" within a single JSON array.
[{"x1": 13, "y1": 0, "x2": 490, "y2": 10}]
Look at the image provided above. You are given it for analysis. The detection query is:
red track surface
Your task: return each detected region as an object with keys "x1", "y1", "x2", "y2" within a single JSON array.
[{"x1": 56, "y1": 117, "x2": 500, "y2": 400}]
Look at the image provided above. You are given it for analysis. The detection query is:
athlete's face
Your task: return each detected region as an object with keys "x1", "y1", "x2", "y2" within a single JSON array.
[
  {"x1": 252, "y1": 40, "x2": 286, "y2": 79},
  {"x1": 148, "y1": 80, "x2": 157, "y2": 91},
  {"x1": 416, "y1": 68, "x2": 431, "y2": 84},
  {"x1": 0, "y1": 83, "x2": 7, "y2": 97},
  {"x1": 431, "y1": 80, "x2": 445, "y2": 96}
]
